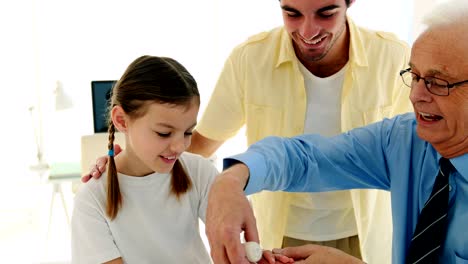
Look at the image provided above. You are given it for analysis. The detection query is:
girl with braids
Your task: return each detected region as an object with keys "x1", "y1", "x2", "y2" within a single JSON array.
[{"x1": 71, "y1": 55, "x2": 219, "y2": 263}]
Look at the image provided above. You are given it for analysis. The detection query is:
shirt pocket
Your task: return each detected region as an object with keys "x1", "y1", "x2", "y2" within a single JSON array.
[{"x1": 245, "y1": 104, "x2": 284, "y2": 144}]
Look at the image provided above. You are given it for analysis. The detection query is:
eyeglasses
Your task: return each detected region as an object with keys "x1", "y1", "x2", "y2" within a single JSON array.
[{"x1": 399, "y1": 68, "x2": 468, "y2": 96}]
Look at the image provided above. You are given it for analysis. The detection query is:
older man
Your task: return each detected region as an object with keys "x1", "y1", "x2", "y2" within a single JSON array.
[{"x1": 205, "y1": 0, "x2": 468, "y2": 263}]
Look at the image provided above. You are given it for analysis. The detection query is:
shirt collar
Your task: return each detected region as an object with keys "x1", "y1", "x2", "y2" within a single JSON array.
[
  {"x1": 276, "y1": 27, "x2": 296, "y2": 68},
  {"x1": 275, "y1": 16, "x2": 368, "y2": 68},
  {"x1": 347, "y1": 16, "x2": 368, "y2": 67},
  {"x1": 449, "y1": 154, "x2": 468, "y2": 178},
  {"x1": 437, "y1": 153, "x2": 468, "y2": 177}
]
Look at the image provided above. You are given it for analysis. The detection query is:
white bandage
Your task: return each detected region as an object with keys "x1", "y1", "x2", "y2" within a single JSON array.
[{"x1": 244, "y1": 241, "x2": 262, "y2": 262}]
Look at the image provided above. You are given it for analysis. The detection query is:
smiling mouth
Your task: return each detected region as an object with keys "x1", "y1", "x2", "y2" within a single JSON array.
[
  {"x1": 419, "y1": 112, "x2": 443, "y2": 121},
  {"x1": 300, "y1": 35, "x2": 326, "y2": 45},
  {"x1": 161, "y1": 155, "x2": 177, "y2": 160}
]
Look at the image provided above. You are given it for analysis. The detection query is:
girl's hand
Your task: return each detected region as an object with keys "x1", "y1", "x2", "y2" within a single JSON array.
[
  {"x1": 258, "y1": 250, "x2": 294, "y2": 264},
  {"x1": 273, "y1": 245, "x2": 365, "y2": 264}
]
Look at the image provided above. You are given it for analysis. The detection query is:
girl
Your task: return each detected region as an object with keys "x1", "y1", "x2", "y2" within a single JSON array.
[
  {"x1": 72, "y1": 55, "x2": 293, "y2": 264},
  {"x1": 71, "y1": 55, "x2": 217, "y2": 263}
]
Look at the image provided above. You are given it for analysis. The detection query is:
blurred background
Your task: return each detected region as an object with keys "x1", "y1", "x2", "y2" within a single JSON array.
[{"x1": 0, "y1": 0, "x2": 445, "y2": 263}]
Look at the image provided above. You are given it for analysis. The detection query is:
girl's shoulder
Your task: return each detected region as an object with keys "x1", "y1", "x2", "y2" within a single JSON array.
[
  {"x1": 74, "y1": 173, "x2": 108, "y2": 205},
  {"x1": 178, "y1": 152, "x2": 219, "y2": 221},
  {"x1": 178, "y1": 152, "x2": 219, "y2": 184},
  {"x1": 178, "y1": 152, "x2": 219, "y2": 173}
]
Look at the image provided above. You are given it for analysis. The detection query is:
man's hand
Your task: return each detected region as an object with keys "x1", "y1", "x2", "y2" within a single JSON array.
[
  {"x1": 273, "y1": 245, "x2": 365, "y2": 264},
  {"x1": 81, "y1": 144, "x2": 122, "y2": 183},
  {"x1": 205, "y1": 163, "x2": 260, "y2": 264}
]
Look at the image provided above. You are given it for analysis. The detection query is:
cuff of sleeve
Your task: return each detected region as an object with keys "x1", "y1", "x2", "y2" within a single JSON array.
[{"x1": 223, "y1": 151, "x2": 267, "y2": 195}]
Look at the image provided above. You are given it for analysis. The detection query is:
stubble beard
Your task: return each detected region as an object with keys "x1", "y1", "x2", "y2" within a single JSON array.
[{"x1": 296, "y1": 21, "x2": 347, "y2": 63}]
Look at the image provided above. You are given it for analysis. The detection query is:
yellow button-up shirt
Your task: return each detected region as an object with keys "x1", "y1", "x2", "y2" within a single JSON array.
[{"x1": 197, "y1": 17, "x2": 411, "y2": 264}]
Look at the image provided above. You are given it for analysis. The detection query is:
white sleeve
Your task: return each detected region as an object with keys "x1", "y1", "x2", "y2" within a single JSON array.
[
  {"x1": 196, "y1": 158, "x2": 219, "y2": 222},
  {"x1": 71, "y1": 185, "x2": 121, "y2": 264}
]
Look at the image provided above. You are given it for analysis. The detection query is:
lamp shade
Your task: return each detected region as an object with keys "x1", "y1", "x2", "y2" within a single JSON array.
[{"x1": 54, "y1": 81, "x2": 73, "y2": 111}]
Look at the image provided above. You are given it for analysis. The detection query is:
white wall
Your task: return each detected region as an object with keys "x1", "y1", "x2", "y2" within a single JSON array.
[
  {"x1": 0, "y1": 0, "x2": 39, "y2": 182},
  {"x1": 348, "y1": 0, "x2": 414, "y2": 43}
]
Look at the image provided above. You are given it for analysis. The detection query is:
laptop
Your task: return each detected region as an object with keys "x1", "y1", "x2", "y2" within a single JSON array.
[{"x1": 91, "y1": 80, "x2": 116, "y2": 133}]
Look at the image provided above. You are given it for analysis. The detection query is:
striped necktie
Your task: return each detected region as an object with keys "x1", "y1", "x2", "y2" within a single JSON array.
[{"x1": 406, "y1": 158, "x2": 454, "y2": 264}]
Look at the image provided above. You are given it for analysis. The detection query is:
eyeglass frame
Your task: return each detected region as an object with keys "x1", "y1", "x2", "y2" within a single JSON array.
[{"x1": 399, "y1": 68, "x2": 468, "y2": 96}]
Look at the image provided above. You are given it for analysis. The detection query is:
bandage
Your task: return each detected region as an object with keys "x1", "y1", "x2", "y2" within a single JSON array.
[{"x1": 244, "y1": 241, "x2": 262, "y2": 262}]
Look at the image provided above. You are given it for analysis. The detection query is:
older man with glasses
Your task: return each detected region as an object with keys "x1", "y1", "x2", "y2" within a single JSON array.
[{"x1": 205, "y1": 0, "x2": 468, "y2": 263}]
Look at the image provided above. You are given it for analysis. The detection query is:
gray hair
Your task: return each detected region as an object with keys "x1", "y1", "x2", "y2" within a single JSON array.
[{"x1": 422, "y1": 0, "x2": 468, "y2": 27}]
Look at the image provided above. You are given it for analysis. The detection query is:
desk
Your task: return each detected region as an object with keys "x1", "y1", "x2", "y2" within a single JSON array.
[{"x1": 46, "y1": 162, "x2": 81, "y2": 238}]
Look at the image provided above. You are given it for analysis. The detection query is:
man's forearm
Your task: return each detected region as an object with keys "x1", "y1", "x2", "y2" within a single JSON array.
[
  {"x1": 221, "y1": 163, "x2": 250, "y2": 190},
  {"x1": 187, "y1": 130, "x2": 224, "y2": 158}
]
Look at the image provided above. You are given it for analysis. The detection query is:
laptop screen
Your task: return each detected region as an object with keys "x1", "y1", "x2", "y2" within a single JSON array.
[{"x1": 91, "y1": 80, "x2": 116, "y2": 133}]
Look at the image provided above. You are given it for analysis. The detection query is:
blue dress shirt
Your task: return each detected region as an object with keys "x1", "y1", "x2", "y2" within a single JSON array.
[{"x1": 224, "y1": 113, "x2": 468, "y2": 264}]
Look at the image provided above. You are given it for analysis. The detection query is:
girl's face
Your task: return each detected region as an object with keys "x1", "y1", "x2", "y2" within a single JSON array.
[{"x1": 116, "y1": 98, "x2": 199, "y2": 176}]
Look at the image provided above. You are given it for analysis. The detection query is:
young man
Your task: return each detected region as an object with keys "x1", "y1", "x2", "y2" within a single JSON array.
[
  {"x1": 205, "y1": 0, "x2": 468, "y2": 263},
  {"x1": 189, "y1": 0, "x2": 410, "y2": 262}
]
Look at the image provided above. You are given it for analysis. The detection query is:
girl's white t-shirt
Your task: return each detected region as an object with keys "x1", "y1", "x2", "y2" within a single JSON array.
[{"x1": 71, "y1": 152, "x2": 218, "y2": 264}]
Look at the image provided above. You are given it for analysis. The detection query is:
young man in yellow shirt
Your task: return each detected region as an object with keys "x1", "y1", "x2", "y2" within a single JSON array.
[{"x1": 189, "y1": 0, "x2": 411, "y2": 263}]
